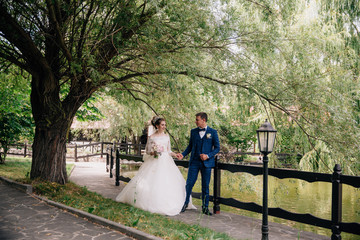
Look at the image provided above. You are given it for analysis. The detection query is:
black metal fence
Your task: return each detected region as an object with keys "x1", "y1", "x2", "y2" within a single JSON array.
[
  {"x1": 107, "y1": 147, "x2": 360, "y2": 240},
  {"x1": 3, "y1": 142, "x2": 360, "y2": 238},
  {"x1": 214, "y1": 160, "x2": 360, "y2": 239}
]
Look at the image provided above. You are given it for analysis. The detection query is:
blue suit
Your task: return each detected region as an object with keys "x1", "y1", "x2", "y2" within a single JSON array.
[{"x1": 182, "y1": 126, "x2": 220, "y2": 208}]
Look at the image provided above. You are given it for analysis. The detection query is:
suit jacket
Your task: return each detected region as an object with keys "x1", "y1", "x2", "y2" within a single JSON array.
[{"x1": 182, "y1": 126, "x2": 220, "y2": 168}]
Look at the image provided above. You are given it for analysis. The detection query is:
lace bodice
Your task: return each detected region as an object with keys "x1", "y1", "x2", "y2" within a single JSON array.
[{"x1": 145, "y1": 134, "x2": 172, "y2": 155}]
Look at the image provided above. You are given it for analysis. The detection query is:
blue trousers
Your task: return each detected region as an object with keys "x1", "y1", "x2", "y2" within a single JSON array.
[{"x1": 184, "y1": 162, "x2": 212, "y2": 208}]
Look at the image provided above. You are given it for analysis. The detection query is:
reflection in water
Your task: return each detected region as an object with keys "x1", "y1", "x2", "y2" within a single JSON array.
[
  {"x1": 123, "y1": 166, "x2": 360, "y2": 240},
  {"x1": 219, "y1": 172, "x2": 360, "y2": 240}
]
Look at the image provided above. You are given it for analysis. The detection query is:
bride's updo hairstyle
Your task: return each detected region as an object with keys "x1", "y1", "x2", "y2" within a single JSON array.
[{"x1": 151, "y1": 116, "x2": 165, "y2": 129}]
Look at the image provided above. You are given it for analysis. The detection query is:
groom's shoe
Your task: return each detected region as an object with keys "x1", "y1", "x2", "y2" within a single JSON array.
[
  {"x1": 202, "y1": 207, "x2": 212, "y2": 216},
  {"x1": 181, "y1": 203, "x2": 188, "y2": 213}
]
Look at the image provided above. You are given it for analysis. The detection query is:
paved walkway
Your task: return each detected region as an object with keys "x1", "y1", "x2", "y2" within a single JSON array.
[
  {"x1": 0, "y1": 181, "x2": 134, "y2": 240},
  {"x1": 69, "y1": 161, "x2": 329, "y2": 240}
]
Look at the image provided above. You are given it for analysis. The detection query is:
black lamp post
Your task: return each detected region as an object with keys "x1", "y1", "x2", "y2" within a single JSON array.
[{"x1": 257, "y1": 119, "x2": 277, "y2": 240}]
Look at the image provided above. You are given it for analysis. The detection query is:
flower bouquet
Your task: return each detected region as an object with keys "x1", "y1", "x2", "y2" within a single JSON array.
[{"x1": 152, "y1": 143, "x2": 164, "y2": 158}]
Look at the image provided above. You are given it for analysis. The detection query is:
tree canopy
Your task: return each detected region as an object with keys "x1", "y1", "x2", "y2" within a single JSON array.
[{"x1": 0, "y1": 0, "x2": 359, "y2": 182}]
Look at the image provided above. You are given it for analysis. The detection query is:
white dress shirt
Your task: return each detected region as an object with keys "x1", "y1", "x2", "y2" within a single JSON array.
[{"x1": 199, "y1": 126, "x2": 207, "y2": 139}]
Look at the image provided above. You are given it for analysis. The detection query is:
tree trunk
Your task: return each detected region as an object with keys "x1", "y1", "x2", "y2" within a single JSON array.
[
  {"x1": 29, "y1": 70, "x2": 81, "y2": 184},
  {"x1": 0, "y1": 143, "x2": 8, "y2": 164},
  {"x1": 30, "y1": 123, "x2": 70, "y2": 184}
]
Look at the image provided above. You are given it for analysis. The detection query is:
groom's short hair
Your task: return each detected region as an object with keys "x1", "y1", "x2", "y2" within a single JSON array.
[{"x1": 196, "y1": 112, "x2": 207, "y2": 122}]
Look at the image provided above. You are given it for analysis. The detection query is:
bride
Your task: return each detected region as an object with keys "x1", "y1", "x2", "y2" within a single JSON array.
[{"x1": 115, "y1": 117, "x2": 195, "y2": 216}]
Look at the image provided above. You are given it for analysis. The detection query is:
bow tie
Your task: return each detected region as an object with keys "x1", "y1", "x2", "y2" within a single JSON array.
[{"x1": 199, "y1": 128, "x2": 206, "y2": 132}]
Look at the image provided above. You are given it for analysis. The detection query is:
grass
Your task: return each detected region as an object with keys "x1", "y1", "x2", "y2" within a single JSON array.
[
  {"x1": 0, "y1": 157, "x2": 32, "y2": 181},
  {"x1": 0, "y1": 157, "x2": 235, "y2": 240},
  {"x1": 0, "y1": 157, "x2": 74, "y2": 183}
]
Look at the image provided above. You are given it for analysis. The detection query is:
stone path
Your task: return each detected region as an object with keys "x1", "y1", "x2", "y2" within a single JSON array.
[
  {"x1": 0, "y1": 181, "x2": 133, "y2": 240},
  {"x1": 69, "y1": 161, "x2": 329, "y2": 240},
  {"x1": 0, "y1": 160, "x2": 332, "y2": 240}
]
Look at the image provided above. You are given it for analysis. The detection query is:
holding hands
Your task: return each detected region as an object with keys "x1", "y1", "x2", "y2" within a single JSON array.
[
  {"x1": 176, "y1": 153, "x2": 184, "y2": 160},
  {"x1": 175, "y1": 153, "x2": 208, "y2": 161}
]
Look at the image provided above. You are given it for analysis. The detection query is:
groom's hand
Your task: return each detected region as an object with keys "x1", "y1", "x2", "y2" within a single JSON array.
[
  {"x1": 177, "y1": 153, "x2": 184, "y2": 160},
  {"x1": 200, "y1": 154, "x2": 209, "y2": 161}
]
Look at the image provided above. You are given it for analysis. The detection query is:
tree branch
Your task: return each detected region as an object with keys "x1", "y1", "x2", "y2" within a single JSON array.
[
  {"x1": 122, "y1": 83, "x2": 181, "y2": 151},
  {"x1": 92, "y1": 1, "x2": 165, "y2": 72},
  {"x1": 45, "y1": 0, "x2": 72, "y2": 63},
  {"x1": 0, "y1": 50, "x2": 28, "y2": 72},
  {"x1": 115, "y1": 87, "x2": 150, "y2": 96},
  {"x1": 245, "y1": 0, "x2": 273, "y2": 14},
  {"x1": 0, "y1": 2, "x2": 46, "y2": 69},
  {"x1": 77, "y1": 0, "x2": 95, "y2": 59}
]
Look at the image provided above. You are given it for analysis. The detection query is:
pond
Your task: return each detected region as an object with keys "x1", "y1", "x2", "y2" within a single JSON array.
[
  {"x1": 199, "y1": 171, "x2": 360, "y2": 240},
  {"x1": 122, "y1": 166, "x2": 360, "y2": 239}
]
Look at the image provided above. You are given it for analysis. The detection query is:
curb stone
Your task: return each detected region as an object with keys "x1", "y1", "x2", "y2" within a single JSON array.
[
  {"x1": 0, "y1": 176, "x2": 33, "y2": 193},
  {"x1": 0, "y1": 176, "x2": 163, "y2": 240}
]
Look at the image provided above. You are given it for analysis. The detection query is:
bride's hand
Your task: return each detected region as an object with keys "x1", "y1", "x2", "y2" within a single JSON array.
[{"x1": 176, "y1": 153, "x2": 184, "y2": 160}]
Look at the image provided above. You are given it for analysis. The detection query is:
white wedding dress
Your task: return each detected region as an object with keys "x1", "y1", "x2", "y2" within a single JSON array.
[{"x1": 115, "y1": 134, "x2": 195, "y2": 216}]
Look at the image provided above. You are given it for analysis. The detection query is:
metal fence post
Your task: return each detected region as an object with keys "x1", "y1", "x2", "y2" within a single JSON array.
[
  {"x1": 74, "y1": 144, "x2": 78, "y2": 162},
  {"x1": 331, "y1": 164, "x2": 342, "y2": 240},
  {"x1": 115, "y1": 149, "x2": 120, "y2": 186},
  {"x1": 106, "y1": 152, "x2": 109, "y2": 172},
  {"x1": 110, "y1": 148, "x2": 114, "y2": 178},
  {"x1": 213, "y1": 155, "x2": 221, "y2": 214},
  {"x1": 24, "y1": 142, "x2": 27, "y2": 157},
  {"x1": 101, "y1": 142, "x2": 104, "y2": 158}
]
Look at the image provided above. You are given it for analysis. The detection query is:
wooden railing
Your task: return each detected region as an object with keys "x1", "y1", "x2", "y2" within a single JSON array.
[
  {"x1": 2, "y1": 143, "x2": 32, "y2": 157},
  {"x1": 66, "y1": 142, "x2": 146, "y2": 161},
  {"x1": 4, "y1": 142, "x2": 146, "y2": 161},
  {"x1": 5, "y1": 141, "x2": 296, "y2": 165},
  {"x1": 107, "y1": 148, "x2": 360, "y2": 240}
]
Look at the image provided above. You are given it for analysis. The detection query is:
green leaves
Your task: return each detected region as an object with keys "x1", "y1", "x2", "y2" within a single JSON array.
[
  {"x1": 76, "y1": 94, "x2": 104, "y2": 122},
  {"x1": 0, "y1": 68, "x2": 33, "y2": 162},
  {"x1": 1, "y1": 0, "x2": 359, "y2": 175},
  {"x1": 88, "y1": 207, "x2": 95, "y2": 213}
]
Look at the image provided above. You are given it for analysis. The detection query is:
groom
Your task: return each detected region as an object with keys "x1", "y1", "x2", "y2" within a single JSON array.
[{"x1": 177, "y1": 112, "x2": 220, "y2": 215}]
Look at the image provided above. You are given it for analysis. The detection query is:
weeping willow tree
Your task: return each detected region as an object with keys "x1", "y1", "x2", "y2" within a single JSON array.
[
  {"x1": 110, "y1": 0, "x2": 360, "y2": 174},
  {"x1": 97, "y1": 0, "x2": 360, "y2": 174},
  {"x1": 0, "y1": 0, "x2": 359, "y2": 184},
  {"x1": 295, "y1": 0, "x2": 360, "y2": 174},
  {"x1": 1, "y1": 0, "x2": 282, "y2": 183},
  {"x1": 227, "y1": 0, "x2": 360, "y2": 174},
  {"x1": 1, "y1": 0, "x2": 243, "y2": 183}
]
